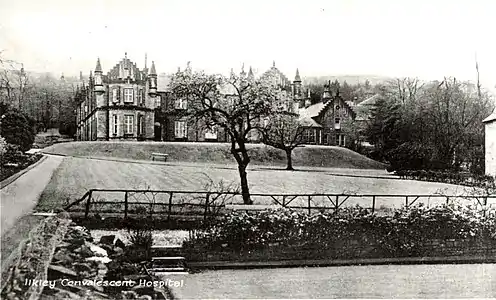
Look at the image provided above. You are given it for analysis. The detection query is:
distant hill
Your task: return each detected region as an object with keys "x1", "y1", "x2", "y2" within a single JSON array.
[{"x1": 303, "y1": 75, "x2": 393, "y2": 86}]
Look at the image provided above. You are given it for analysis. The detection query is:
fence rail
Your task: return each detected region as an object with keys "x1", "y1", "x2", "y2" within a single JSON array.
[{"x1": 63, "y1": 188, "x2": 496, "y2": 220}]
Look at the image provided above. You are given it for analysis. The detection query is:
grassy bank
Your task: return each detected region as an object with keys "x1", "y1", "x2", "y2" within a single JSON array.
[{"x1": 42, "y1": 141, "x2": 386, "y2": 169}]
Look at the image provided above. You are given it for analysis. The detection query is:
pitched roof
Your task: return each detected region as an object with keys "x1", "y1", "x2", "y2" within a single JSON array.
[
  {"x1": 357, "y1": 94, "x2": 379, "y2": 107},
  {"x1": 298, "y1": 101, "x2": 330, "y2": 119},
  {"x1": 298, "y1": 116, "x2": 322, "y2": 127},
  {"x1": 107, "y1": 56, "x2": 144, "y2": 81},
  {"x1": 483, "y1": 109, "x2": 496, "y2": 123}
]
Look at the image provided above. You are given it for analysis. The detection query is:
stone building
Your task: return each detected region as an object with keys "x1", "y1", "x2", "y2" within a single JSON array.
[
  {"x1": 75, "y1": 54, "x2": 161, "y2": 141},
  {"x1": 75, "y1": 57, "x2": 361, "y2": 147},
  {"x1": 483, "y1": 109, "x2": 496, "y2": 176}
]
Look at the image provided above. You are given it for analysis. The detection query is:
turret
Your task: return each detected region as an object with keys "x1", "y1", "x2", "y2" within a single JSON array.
[
  {"x1": 148, "y1": 61, "x2": 157, "y2": 95},
  {"x1": 247, "y1": 66, "x2": 254, "y2": 82},
  {"x1": 293, "y1": 68, "x2": 302, "y2": 98},
  {"x1": 240, "y1": 63, "x2": 246, "y2": 78},
  {"x1": 94, "y1": 58, "x2": 104, "y2": 93}
]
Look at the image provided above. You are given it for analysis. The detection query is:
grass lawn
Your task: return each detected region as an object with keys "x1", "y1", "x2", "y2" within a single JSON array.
[
  {"x1": 42, "y1": 141, "x2": 386, "y2": 169},
  {"x1": 36, "y1": 156, "x2": 472, "y2": 212}
]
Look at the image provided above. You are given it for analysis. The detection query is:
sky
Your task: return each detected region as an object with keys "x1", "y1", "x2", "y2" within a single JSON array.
[{"x1": 1, "y1": 0, "x2": 495, "y2": 91}]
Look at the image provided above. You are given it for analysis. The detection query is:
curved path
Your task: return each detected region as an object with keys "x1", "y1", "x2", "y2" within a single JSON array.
[
  {"x1": 1, "y1": 154, "x2": 63, "y2": 236},
  {"x1": 1, "y1": 154, "x2": 63, "y2": 271}
]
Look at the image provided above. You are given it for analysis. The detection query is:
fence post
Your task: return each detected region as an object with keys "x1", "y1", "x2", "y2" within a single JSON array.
[
  {"x1": 84, "y1": 190, "x2": 93, "y2": 218},
  {"x1": 282, "y1": 196, "x2": 286, "y2": 207},
  {"x1": 446, "y1": 196, "x2": 449, "y2": 205},
  {"x1": 124, "y1": 191, "x2": 128, "y2": 219},
  {"x1": 204, "y1": 193, "x2": 210, "y2": 221},
  {"x1": 372, "y1": 196, "x2": 376, "y2": 213},
  {"x1": 405, "y1": 196, "x2": 409, "y2": 207},
  {"x1": 335, "y1": 195, "x2": 339, "y2": 213},
  {"x1": 168, "y1": 192, "x2": 173, "y2": 221},
  {"x1": 307, "y1": 196, "x2": 311, "y2": 215}
]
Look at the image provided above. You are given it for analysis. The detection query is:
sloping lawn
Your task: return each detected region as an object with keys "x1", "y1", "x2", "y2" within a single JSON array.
[
  {"x1": 42, "y1": 141, "x2": 386, "y2": 170},
  {"x1": 36, "y1": 157, "x2": 470, "y2": 212}
]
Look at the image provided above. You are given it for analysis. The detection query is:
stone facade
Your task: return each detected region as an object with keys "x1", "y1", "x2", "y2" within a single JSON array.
[
  {"x1": 483, "y1": 110, "x2": 496, "y2": 176},
  {"x1": 75, "y1": 54, "x2": 160, "y2": 141}
]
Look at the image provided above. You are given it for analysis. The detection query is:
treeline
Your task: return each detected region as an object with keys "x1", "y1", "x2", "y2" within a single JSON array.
[
  {"x1": 0, "y1": 56, "x2": 78, "y2": 136},
  {"x1": 364, "y1": 77, "x2": 494, "y2": 174}
]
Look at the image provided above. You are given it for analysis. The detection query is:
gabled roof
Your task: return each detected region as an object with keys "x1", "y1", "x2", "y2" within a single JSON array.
[
  {"x1": 483, "y1": 109, "x2": 496, "y2": 123},
  {"x1": 298, "y1": 101, "x2": 330, "y2": 119},
  {"x1": 107, "y1": 56, "x2": 145, "y2": 81},
  {"x1": 299, "y1": 116, "x2": 322, "y2": 127}
]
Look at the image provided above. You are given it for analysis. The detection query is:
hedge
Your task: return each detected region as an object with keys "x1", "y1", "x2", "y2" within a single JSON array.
[{"x1": 183, "y1": 204, "x2": 496, "y2": 258}]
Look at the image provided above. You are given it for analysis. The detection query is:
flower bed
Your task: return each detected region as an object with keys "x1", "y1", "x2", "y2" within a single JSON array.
[
  {"x1": 0, "y1": 144, "x2": 43, "y2": 182},
  {"x1": 183, "y1": 205, "x2": 496, "y2": 261}
]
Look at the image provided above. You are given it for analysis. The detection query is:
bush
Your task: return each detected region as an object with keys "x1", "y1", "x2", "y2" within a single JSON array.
[
  {"x1": 184, "y1": 204, "x2": 496, "y2": 258},
  {"x1": 0, "y1": 109, "x2": 35, "y2": 151},
  {"x1": 124, "y1": 221, "x2": 153, "y2": 262}
]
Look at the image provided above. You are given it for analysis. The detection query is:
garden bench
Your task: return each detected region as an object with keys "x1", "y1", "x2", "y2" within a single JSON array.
[{"x1": 151, "y1": 152, "x2": 169, "y2": 162}]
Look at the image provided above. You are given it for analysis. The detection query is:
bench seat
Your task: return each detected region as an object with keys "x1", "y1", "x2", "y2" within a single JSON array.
[{"x1": 151, "y1": 153, "x2": 169, "y2": 162}]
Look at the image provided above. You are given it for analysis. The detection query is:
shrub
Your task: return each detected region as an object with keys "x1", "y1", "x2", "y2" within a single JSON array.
[
  {"x1": 125, "y1": 226, "x2": 153, "y2": 262},
  {"x1": 184, "y1": 204, "x2": 496, "y2": 258},
  {"x1": 0, "y1": 110, "x2": 35, "y2": 151}
]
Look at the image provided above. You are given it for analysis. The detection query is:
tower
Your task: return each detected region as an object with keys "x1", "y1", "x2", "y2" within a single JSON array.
[
  {"x1": 293, "y1": 68, "x2": 302, "y2": 97},
  {"x1": 293, "y1": 68, "x2": 304, "y2": 108},
  {"x1": 94, "y1": 58, "x2": 104, "y2": 92},
  {"x1": 148, "y1": 61, "x2": 157, "y2": 95}
]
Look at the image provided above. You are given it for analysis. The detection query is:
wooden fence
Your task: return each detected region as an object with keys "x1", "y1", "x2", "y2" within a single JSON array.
[{"x1": 63, "y1": 189, "x2": 496, "y2": 220}]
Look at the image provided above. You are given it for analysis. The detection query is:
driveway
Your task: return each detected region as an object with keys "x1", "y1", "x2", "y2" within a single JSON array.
[{"x1": 1, "y1": 154, "x2": 63, "y2": 236}]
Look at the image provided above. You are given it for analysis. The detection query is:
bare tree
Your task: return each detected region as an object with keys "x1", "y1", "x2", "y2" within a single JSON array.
[
  {"x1": 260, "y1": 112, "x2": 305, "y2": 170},
  {"x1": 169, "y1": 64, "x2": 280, "y2": 204}
]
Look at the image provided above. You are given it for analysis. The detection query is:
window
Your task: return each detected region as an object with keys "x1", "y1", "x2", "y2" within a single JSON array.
[
  {"x1": 124, "y1": 115, "x2": 134, "y2": 134},
  {"x1": 124, "y1": 88, "x2": 134, "y2": 103},
  {"x1": 205, "y1": 126, "x2": 218, "y2": 140},
  {"x1": 336, "y1": 134, "x2": 346, "y2": 146},
  {"x1": 112, "y1": 88, "x2": 119, "y2": 103},
  {"x1": 113, "y1": 115, "x2": 118, "y2": 135},
  {"x1": 155, "y1": 96, "x2": 161, "y2": 109},
  {"x1": 305, "y1": 128, "x2": 316, "y2": 143},
  {"x1": 174, "y1": 121, "x2": 187, "y2": 138},
  {"x1": 138, "y1": 89, "x2": 143, "y2": 105},
  {"x1": 334, "y1": 117, "x2": 341, "y2": 130},
  {"x1": 137, "y1": 115, "x2": 142, "y2": 135},
  {"x1": 175, "y1": 98, "x2": 188, "y2": 110}
]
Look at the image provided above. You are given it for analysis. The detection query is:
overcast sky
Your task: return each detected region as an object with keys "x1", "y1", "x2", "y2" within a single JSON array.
[{"x1": 1, "y1": 0, "x2": 495, "y2": 90}]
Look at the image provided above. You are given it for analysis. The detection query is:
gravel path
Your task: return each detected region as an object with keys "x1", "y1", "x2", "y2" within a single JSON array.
[
  {"x1": 0, "y1": 154, "x2": 63, "y2": 236},
  {"x1": 0, "y1": 153, "x2": 64, "y2": 272}
]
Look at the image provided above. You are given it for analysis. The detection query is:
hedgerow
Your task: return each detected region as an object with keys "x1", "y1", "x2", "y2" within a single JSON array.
[{"x1": 184, "y1": 204, "x2": 496, "y2": 257}]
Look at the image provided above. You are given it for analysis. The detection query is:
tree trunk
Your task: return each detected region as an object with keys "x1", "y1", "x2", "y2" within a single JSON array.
[
  {"x1": 238, "y1": 164, "x2": 252, "y2": 204},
  {"x1": 230, "y1": 137, "x2": 252, "y2": 205},
  {"x1": 285, "y1": 149, "x2": 294, "y2": 170}
]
